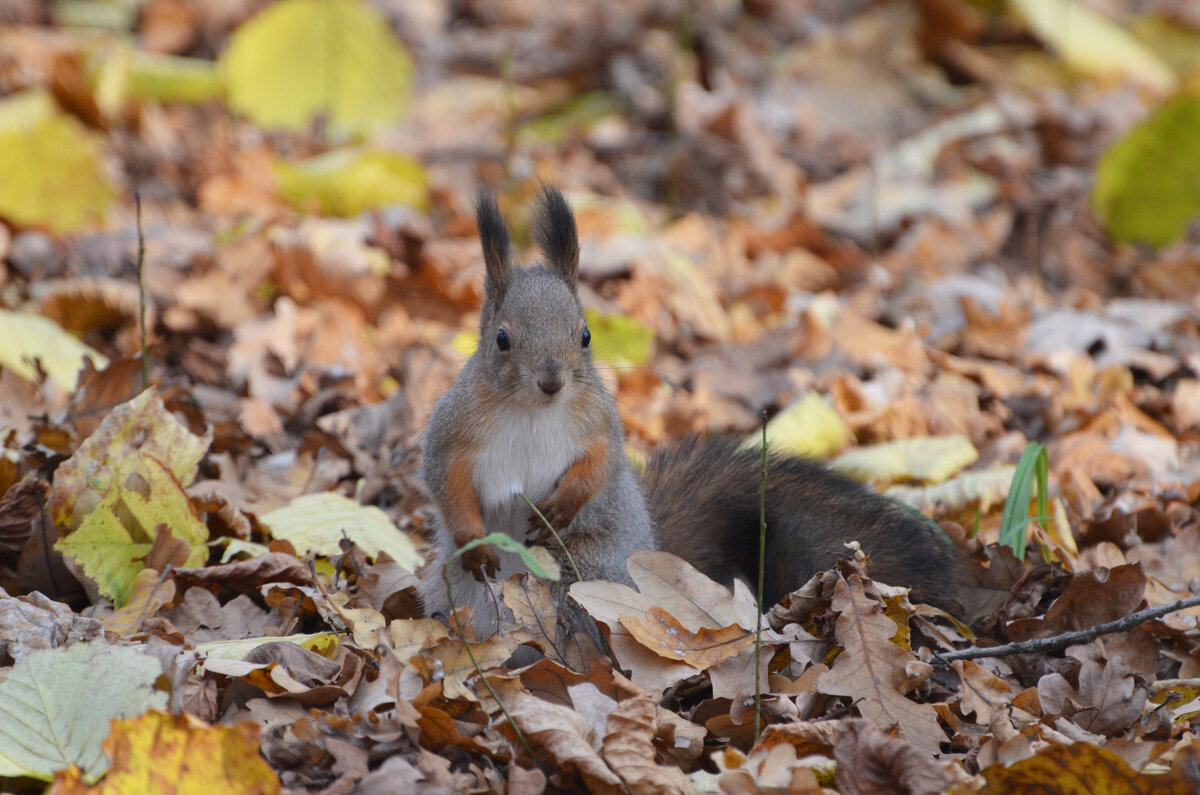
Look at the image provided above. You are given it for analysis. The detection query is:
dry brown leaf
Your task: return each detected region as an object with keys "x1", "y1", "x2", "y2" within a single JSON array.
[
  {"x1": 715, "y1": 743, "x2": 824, "y2": 794},
  {"x1": 388, "y1": 618, "x2": 450, "y2": 666},
  {"x1": 1006, "y1": 563, "x2": 1147, "y2": 642},
  {"x1": 834, "y1": 718, "x2": 965, "y2": 795},
  {"x1": 833, "y1": 309, "x2": 928, "y2": 373},
  {"x1": 412, "y1": 636, "x2": 513, "y2": 701},
  {"x1": 817, "y1": 576, "x2": 944, "y2": 753},
  {"x1": 140, "y1": 522, "x2": 191, "y2": 572},
  {"x1": 570, "y1": 550, "x2": 758, "y2": 692},
  {"x1": 173, "y1": 552, "x2": 314, "y2": 593},
  {"x1": 954, "y1": 660, "x2": 1016, "y2": 726},
  {"x1": 501, "y1": 573, "x2": 561, "y2": 650},
  {"x1": 506, "y1": 694, "x2": 624, "y2": 794},
  {"x1": 1037, "y1": 658, "x2": 1147, "y2": 736}
]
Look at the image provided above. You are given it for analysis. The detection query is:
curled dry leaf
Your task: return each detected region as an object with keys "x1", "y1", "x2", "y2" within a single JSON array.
[
  {"x1": 620, "y1": 605, "x2": 753, "y2": 670},
  {"x1": 505, "y1": 694, "x2": 624, "y2": 794}
]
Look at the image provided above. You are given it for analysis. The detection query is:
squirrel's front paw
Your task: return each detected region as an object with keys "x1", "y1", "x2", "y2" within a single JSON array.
[
  {"x1": 461, "y1": 545, "x2": 499, "y2": 581},
  {"x1": 527, "y1": 504, "x2": 565, "y2": 545}
]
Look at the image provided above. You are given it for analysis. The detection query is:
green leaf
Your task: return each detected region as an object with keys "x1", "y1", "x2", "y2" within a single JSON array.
[
  {"x1": 998, "y1": 441, "x2": 1048, "y2": 561},
  {"x1": 0, "y1": 641, "x2": 165, "y2": 782},
  {"x1": 453, "y1": 533, "x2": 561, "y2": 581},
  {"x1": 222, "y1": 0, "x2": 413, "y2": 137},
  {"x1": 0, "y1": 90, "x2": 114, "y2": 233},
  {"x1": 743, "y1": 391, "x2": 853, "y2": 459},
  {"x1": 273, "y1": 147, "x2": 427, "y2": 216},
  {"x1": 0, "y1": 309, "x2": 108, "y2": 392},
  {"x1": 1093, "y1": 93, "x2": 1200, "y2": 248},
  {"x1": 261, "y1": 492, "x2": 423, "y2": 571},
  {"x1": 56, "y1": 457, "x2": 208, "y2": 606},
  {"x1": 584, "y1": 309, "x2": 655, "y2": 368},
  {"x1": 831, "y1": 435, "x2": 979, "y2": 485},
  {"x1": 1010, "y1": 0, "x2": 1175, "y2": 91}
]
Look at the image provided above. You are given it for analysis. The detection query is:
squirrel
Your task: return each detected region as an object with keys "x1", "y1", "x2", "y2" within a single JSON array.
[{"x1": 416, "y1": 187, "x2": 971, "y2": 639}]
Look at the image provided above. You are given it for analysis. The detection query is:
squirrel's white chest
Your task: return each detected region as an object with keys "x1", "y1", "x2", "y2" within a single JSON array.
[{"x1": 473, "y1": 403, "x2": 583, "y2": 522}]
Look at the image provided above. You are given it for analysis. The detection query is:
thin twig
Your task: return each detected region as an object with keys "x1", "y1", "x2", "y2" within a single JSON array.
[
  {"x1": 134, "y1": 191, "x2": 148, "y2": 391},
  {"x1": 755, "y1": 412, "x2": 768, "y2": 741},
  {"x1": 935, "y1": 594, "x2": 1200, "y2": 663}
]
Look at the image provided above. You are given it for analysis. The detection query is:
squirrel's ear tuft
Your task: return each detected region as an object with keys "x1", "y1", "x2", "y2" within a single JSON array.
[
  {"x1": 533, "y1": 186, "x2": 579, "y2": 289},
  {"x1": 476, "y1": 190, "x2": 512, "y2": 297}
]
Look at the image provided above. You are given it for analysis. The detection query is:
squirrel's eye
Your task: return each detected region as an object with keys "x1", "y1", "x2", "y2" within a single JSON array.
[
  {"x1": 496, "y1": 329, "x2": 510, "y2": 351},
  {"x1": 581, "y1": 327, "x2": 591, "y2": 348}
]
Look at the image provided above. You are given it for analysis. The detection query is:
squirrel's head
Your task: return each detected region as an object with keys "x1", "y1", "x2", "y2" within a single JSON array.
[{"x1": 474, "y1": 187, "x2": 591, "y2": 407}]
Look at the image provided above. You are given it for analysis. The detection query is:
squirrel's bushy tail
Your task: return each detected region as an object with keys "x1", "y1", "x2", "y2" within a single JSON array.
[{"x1": 643, "y1": 437, "x2": 970, "y2": 613}]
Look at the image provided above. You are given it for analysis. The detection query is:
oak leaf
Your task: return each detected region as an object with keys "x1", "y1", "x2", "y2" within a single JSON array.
[{"x1": 817, "y1": 576, "x2": 944, "y2": 753}]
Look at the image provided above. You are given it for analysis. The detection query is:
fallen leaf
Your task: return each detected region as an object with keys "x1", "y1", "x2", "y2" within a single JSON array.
[
  {"x1": 221, "y1": 0, "x2": 413, "y2": 137},
  {"x1": 1093, "y1": 94, "x2": 1200, "y2": 248},
  {"x1": 0, "y1": 90, "x2": 114, "y2": 233},
  {"x1": 620, "y1": 606, "x2": 753, "y2": 670},
  {"x1": 601, "y1": 692, "x2": 694, "y2": 794},
  {"x1": 48, "y1": 711, "x2": 280, "y2": 794},
  {"x1": 0, "y1": 641, "x2": 165, "y2": 781},
  {"x1": 0, "y1": 309, "x2": 107, "y2": 393},
  {"x1": 834, "y1": 718, "x2": 964, "y2": 795},
  {"x1": 817, "y1": 576, "x2": 944, "y2": 753},
  {"x1": 832, "y1": 435, "x2": 979, "y2": 485},
  {"x1": 1011, "y1": 0, "x2": 1175, "y2": 91},
  {"x1": 101, "y1": 567, "x2": 175, "y2": 639},
  {"x1": 975, "y1": 740, "x2": 1199, "y2": 794},
  {"x1": 260, "y1": 492, "x2": 422, "y2": 570},
  {"x1": 505, "y1": 694, "x2": 623, "y2": 793}
]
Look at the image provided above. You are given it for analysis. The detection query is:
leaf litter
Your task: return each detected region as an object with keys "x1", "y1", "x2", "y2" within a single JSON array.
[{"x1": 2, "y1": 0, "x2": 1200, "y2": 793}]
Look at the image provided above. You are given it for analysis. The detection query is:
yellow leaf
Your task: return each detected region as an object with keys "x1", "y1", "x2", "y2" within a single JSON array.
[
  {"x1": 743, "y1": 391, "x2": 853, "y2": 459},
  {"x1": 261, "y1": 492, "x2": 423, "y2": 571},
  {"x1": 50, "y1": 390, "x2": 211, "y2": 605},
  {"x1": 1010, "y1": 0, "x2": 1175, "y2": 91},
  {"x1": 832, "y1": 435, "x2": 979, "y2": 485},
  {"x1": 50, "y1": 711, "x2": 281, "y2": 794},
  {"x1": 48, "y1": 389, "x2": 210, "y2": 531},
  {"x1": 584, "y1": 309, "x2": 655, "y2": 368},
  {"x1": 222, "y1": 0, "x2": 413, "y2": 137},
  {"x1": 0, "y1": 90, "x2": 114, "y2": 232},
  {"x1": 0, "y1": 309, "x2": 108, "y2": 392},
  {"x1": 273, "y1": 147, "x2": 427, "y2": 216}
]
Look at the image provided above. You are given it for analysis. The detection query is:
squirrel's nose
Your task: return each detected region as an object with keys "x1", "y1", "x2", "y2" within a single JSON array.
[{"x1": 538, "y1": 376, "x2": 563, "y2": 395}]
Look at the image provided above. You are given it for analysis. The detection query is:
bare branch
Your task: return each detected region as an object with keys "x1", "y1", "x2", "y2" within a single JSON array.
[{"x1": 935, "y1": 593, "x2": 1200, "y2": 663}]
